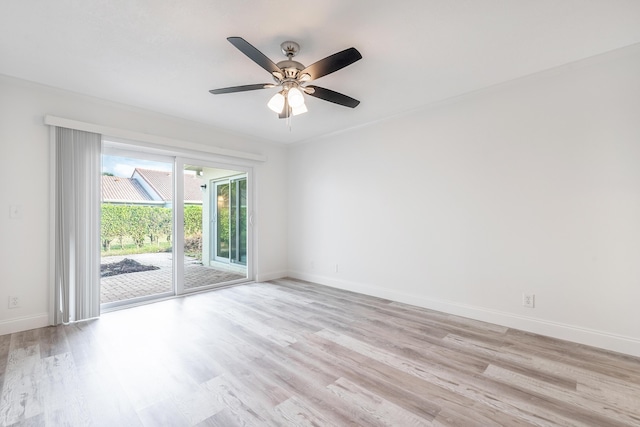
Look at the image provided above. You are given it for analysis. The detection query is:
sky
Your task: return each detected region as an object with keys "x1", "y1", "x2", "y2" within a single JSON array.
[{"x1": 102, "y1": 155, "x2": 172, "y2": 177}]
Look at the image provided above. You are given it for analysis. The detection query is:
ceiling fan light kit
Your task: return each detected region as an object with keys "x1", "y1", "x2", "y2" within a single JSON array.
[
  {"x1": 267, "y1": 92, "x2": 285, "y2": 113},
  {"x1": 286, "y1": 87, "x2": 305, "y2": 108},
  {"x1": 210, "y1": 37, "x2": 362, "y2": 122}
]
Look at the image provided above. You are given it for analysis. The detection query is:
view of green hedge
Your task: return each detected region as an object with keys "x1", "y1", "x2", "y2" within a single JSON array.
[{"x1": 101, "y1": 204, "x2": 202, "y2": 251}]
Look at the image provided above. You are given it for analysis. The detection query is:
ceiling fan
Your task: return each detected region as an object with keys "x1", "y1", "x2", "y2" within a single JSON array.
[{"x1": 210, "y1": 37, "x2": 362, "y2": 119}]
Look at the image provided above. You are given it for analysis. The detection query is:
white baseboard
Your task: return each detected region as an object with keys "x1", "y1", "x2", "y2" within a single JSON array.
[
  {"x1": 0, "y1": 313, "x2": 50, "y2": 336},
  {"x1": 287, "y1": 271, "x2": 640, "y2": 358},
  {"x1": 255, "y1": 270, "x2": 288, "y2": 283}
]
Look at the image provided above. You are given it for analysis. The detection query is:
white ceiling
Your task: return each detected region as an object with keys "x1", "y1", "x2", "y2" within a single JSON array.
[{"x1": 2, "y1": 1, "x2": 640, "y2": 144}]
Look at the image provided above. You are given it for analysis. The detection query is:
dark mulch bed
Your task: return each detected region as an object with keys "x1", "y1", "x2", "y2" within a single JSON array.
[{"x1": 100, "y1": 258, "x2": 160, "y2": 277}]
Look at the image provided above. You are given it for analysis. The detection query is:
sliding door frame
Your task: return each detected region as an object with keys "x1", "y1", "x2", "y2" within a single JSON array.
[
  {"x1": 175, "y1": 157, "x2": 254, "y2": 295},
  {"x1": 211, "y1": 174, "x2": 248, "y2": 266}
]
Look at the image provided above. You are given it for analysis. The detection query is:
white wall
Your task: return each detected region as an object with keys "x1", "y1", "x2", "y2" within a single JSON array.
[
  {"x1": 0, "y1": 75, "x2": 288, "y2": 334},
  {"x1": 287, "y1": 45, "x2": 640, "y2": 357}
]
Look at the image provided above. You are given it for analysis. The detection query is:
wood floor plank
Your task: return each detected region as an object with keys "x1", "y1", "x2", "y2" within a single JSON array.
[
  {"x1": 576, "y1": 379, "x2": 640, "y2": 417},
  {"x1": 315, "y1": 328, "x2": 628, "y2": 426},
  {"x1": 76, "y1": 365, "x2": 144, "y2": 427},
  {"x1": 0, "y1": 335, "x2": 13, "y2": 406},
  {"x1": 298, "y1": 331, "x2": 541, "y2": 427},
  {"x1": 213, "y1": 293, "x2": 317, "y2": 343},
  {"x1": 0, "y1": 344, "x2": 43, "y2": 425},
  {"x1": 138, "y1": 398, "x2": 189, "y2": 427},
  {"x1": 40, "y1": 352, "x2": 91, "y2": 425},
  {"x1": 229, "y1": 336, "x2": 384, "y2": 426},
  {"x1": 38, "y1": 326, "x2": 70, "y2": 359},
  {"x1": 484, "y1": 364, "x2": 640, "y2": 426},
  {"x1": 291, "y1": 334, "x2": 444, "y2": 422},
  {"x1": 332, "y1": 318, "x2": 490, "y2": 376},
  {"x1": 200, "y1": 373, "x2": 271, "y2": 426},
  {"x1": 0, "y1": 279, "x2": 638, "y2": 426},
  {"x1": 274, "y1": 395, "x2": 343, "y2": 426},
  {"x1": 217, "y1": 306, "x2": 298, "y2": 347},
  {"x1": 326, "y1": 377, "x2": 432, "y2": 427},
  {"x1": 172, "y1": 378, "x2": 227, "y2": 425}
]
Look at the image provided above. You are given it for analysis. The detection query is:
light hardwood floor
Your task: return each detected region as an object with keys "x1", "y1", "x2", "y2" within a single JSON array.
[{"x1": 1, "y1": 278, "x2": 639, "y2": 426}]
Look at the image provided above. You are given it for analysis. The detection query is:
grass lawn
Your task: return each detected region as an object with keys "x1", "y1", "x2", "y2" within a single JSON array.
[
  {"x1": 101, "y1": 240, "x2": 171, "y2": 257},
  {"x1": 101, "y1": 237, "x2": 202, "y2": 261}
]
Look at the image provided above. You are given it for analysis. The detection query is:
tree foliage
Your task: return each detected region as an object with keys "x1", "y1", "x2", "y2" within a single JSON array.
[
  {"x1": 128, "y1": 206, "x2": 150, "y2": 248},
  {"x1": 184, "y1": 205, "x2": 202, "y2": 236},
  {"x1": 101, "y1": 204, "x2": 202, "y2": 251}
]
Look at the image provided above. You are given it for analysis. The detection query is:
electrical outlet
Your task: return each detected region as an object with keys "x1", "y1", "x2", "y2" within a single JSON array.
[
  {"x1": 522, "y1": 293, "x2": 535, "y2": 308},
  {"x1": 8, "y1": 296, "x2": 19, "y2": 309}
]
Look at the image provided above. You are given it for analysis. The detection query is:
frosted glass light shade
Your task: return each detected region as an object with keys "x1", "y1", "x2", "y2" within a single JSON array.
[
  {"x1": 291, "y1": 103, "x2": 308, "y2": 116},
  {"x1": 287, "y1": 87, "x2": 305, "y2": 108},
  {"x1": 267, "y1": 92, "x2": 285, "y2": 113}
]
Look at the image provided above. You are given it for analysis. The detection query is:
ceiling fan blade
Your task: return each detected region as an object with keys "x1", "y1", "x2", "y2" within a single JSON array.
[
  {"x1": 209, "y1": 84, "x2": 273, "y2": 95},
  {"x1": 301, "y1": 47, "x2": 362, "y2": 81},
  {"x1": 305, "y1": 85, "x2": 360, "y2": 108},
  {"x1": 227, "y1": 37, "x2": 282, "y2": 76}
]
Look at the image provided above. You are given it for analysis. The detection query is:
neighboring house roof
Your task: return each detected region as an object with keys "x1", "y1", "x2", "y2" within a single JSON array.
[
  {"x1": 102, "y1": 176, "x2": 155, "y2": 203},
  {"x1": 133, "y1": 168, "x2": 203, "y2": 203},
  {"x1": 133, "y1": 168, "x2": 172, "y2": 201},
  {"x1": 102, "y1": 169, "x2": 204, "y2": 204}
]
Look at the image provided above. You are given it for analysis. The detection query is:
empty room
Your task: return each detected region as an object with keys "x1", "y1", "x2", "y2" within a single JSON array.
[{"x1": 1, "y1": 1, "x2": 640, "y2": 425}]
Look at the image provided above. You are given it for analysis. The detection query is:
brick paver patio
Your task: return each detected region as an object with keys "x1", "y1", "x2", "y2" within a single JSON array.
[{"x1": 100, "y1": 252, "x2": 245, "y2": 304}]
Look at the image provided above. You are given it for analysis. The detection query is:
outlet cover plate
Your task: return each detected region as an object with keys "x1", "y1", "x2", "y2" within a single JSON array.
[
  {"x1": 522, "y1": 293, "x2": 535, "y2": 308},
  {"x1": 8, "y1": 296, "x2": 19, "y2": 309}
]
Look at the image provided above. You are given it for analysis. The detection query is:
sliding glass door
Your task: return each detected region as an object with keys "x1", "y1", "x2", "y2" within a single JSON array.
[
  {"x1": 100, "y1": 151, "x2": 175, "y2": 307},
  {"x1": 231, "y1": 177, "x2": 248, "y2": 266},
  {"x1": 100, "y1": 144, "x2": 252, "y2": 308},
  {"x1": 214, "y1": 177, "x2": 247, "y2": 266},
  {"x1": 214, "y1": 181, "x2": 230, "y2": 262},
  {"x1": 180, "y1": 163, "x2": 249, "y2": 293}
]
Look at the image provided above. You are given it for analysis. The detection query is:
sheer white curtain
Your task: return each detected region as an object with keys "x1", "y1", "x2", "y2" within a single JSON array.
[{"x1": 54, "y1": 127, "x2": 101, "y2": 324}]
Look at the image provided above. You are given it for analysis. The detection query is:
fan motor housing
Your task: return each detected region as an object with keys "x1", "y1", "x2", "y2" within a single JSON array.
[{"x1": 276, "y1": 59, "x2": 305, "y2": 79}]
